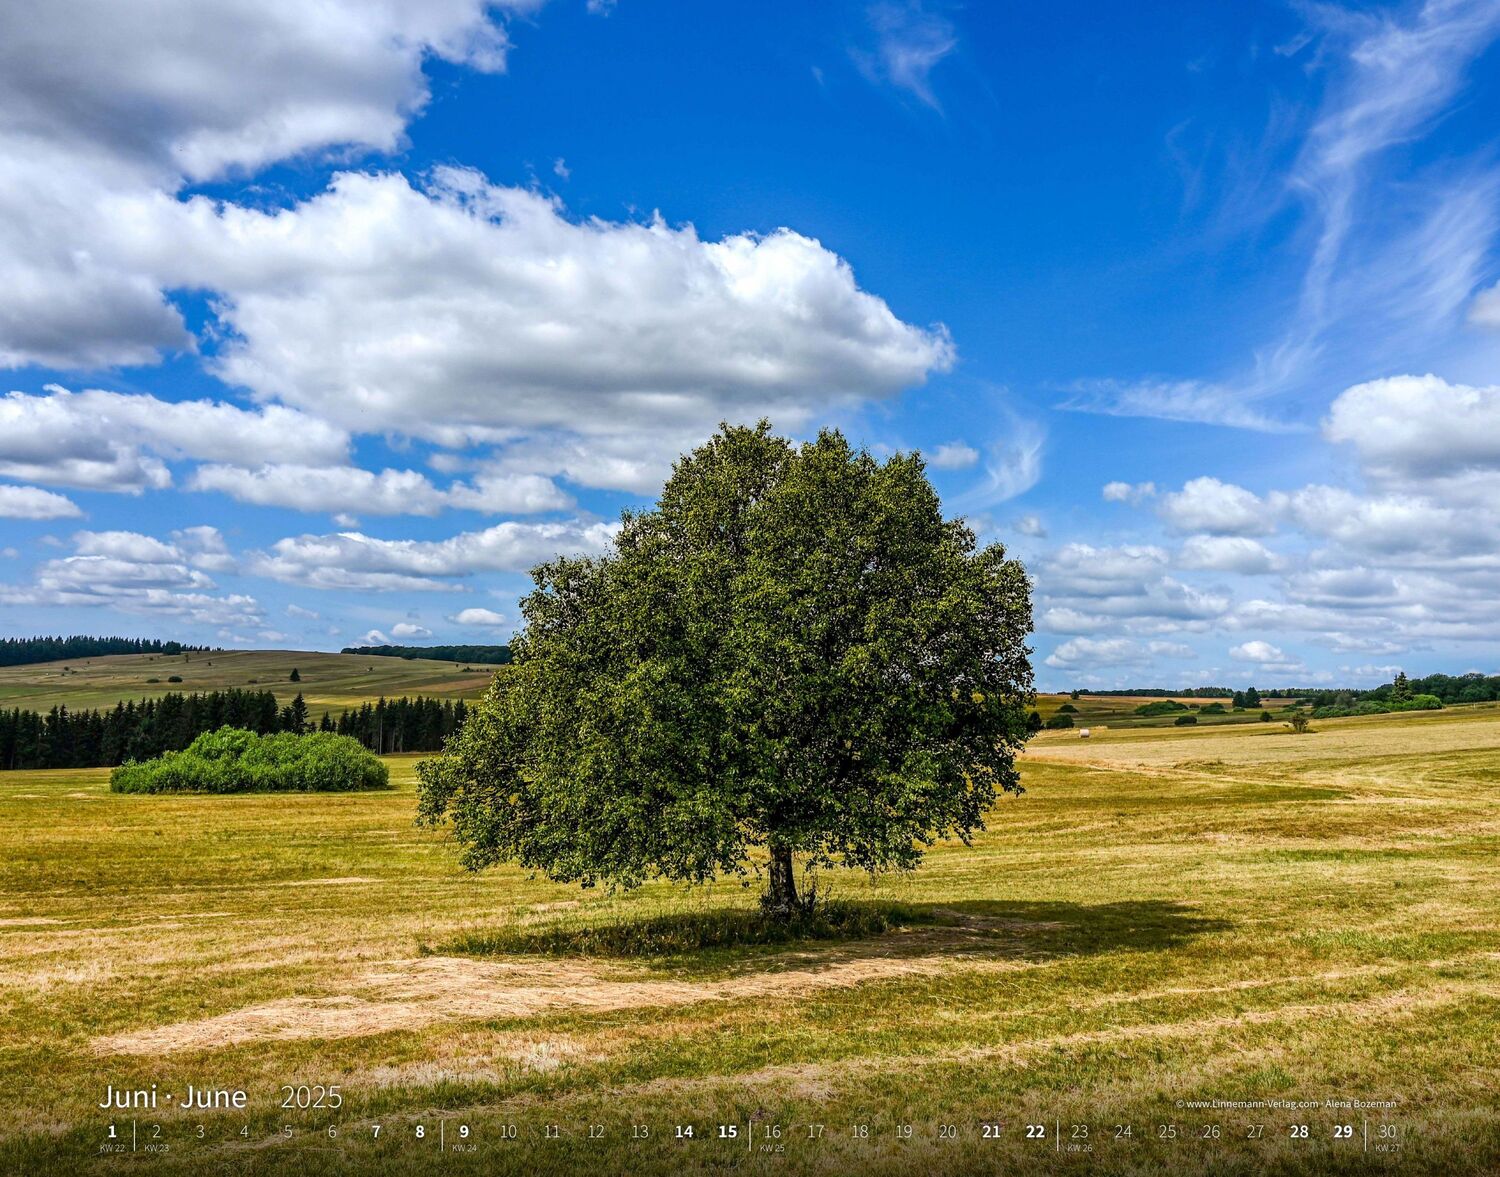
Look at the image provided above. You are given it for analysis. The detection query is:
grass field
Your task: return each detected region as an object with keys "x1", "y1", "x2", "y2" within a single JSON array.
[
  {"x1": 1, "y1": 705, "x2": 1497, "y2": 1175},
  {"x1": 0, "y1": 650, "x2": 1290, "y2": 736},
  {"x1": 0, "y1": 650, "x2": 495, "y2": 718},
  {"x1": 1033, "y1": 693, "x2": 1303, "y2": 729}
]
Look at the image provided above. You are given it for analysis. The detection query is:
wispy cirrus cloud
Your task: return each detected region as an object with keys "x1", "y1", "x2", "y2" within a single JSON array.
[
  {"x1": 1059, "y1": 379, "x2": 1301, "y2": 432},
  {"x1": 1289, "y1": 0, "x2": 1500, "y2": 326},
  {"x1": 1067, "y1": 0, "x2": 1500, "y2": 429},
  {"x1": 855, "y1": 1, "x2": 957, "y2": 109},
  {"x1": 949, "y1": 415, "x2": 1045, "y2": 511}
]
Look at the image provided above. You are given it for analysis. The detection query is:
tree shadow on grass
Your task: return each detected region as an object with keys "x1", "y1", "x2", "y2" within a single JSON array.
[
  {"x1": 922, "y1": 899, "x2": 1232, "y2": 960},
  {"x1": 436, "y1": 899, "x2": 1230, "y2": 975}
]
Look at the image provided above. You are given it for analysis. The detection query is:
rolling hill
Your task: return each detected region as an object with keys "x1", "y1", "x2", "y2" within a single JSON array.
[{"x1": 0, "y1": 649, "x2": 496, "y2": 718}]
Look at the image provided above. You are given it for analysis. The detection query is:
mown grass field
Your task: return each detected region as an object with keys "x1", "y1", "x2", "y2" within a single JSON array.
[
  {"x1": 1, "y1": 704, "x2": 1496, "y2": 1175},
  {"x1": 0, "y1": 650, "x2": 495, "y2": 718}
]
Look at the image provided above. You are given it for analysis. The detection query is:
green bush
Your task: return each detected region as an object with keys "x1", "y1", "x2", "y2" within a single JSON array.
[
  {"x1": 110, "y1": 727, "x2": 389, "y2": 794},
  {"x1": 1045, "y1": 712, "x2": 1074, "y2": 729},
  {"x1": 1173, "y1": 714, "x2": 1198, "y2": 726},
  {"x1": 1310, "y1": 694, "x2": 1444, "y2": 720},
  {"x1": 1199, "y1": 702, "x2": 1226, "y2": 715},
  {"x1": 1134, "y1": 700, "x2": 1187, "y2": 716},
  {"x1": 1058, "y1": 702, "x2": 1078, "y2": 713}
]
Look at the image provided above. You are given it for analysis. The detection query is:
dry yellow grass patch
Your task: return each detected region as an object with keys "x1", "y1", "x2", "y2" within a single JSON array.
[{"x1": 94, "y1": 938, "x2": 1032, "y2": 1055}]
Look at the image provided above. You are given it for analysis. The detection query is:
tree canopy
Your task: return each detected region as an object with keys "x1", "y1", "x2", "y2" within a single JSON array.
[{"x1": 417, "y1": 423, "x2": 1034, "y2": 913}]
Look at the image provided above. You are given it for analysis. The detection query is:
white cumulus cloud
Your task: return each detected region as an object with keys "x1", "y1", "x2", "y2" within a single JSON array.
[
  {"x1": 1102, "y1": 480, "x2": 1156, "y2": 504},
  {"x1": 190, "y1": 464, "x2": 570, "y2": 516},
  {"x1": 1230, "y1": 640, "x2": 1285, "y2": 663},
  {"x1": 1158, "y1": 477, "x2": 1273, "y2": 536},
  {"x1": 0, "y1": 387, "x2": 348, "y2": 492},
  {"x1": 451, "y1": 607, "x2": 508, "y2": 627},
  {"x1": 0, "y1": 484, "x2": 81, "y2": 519},
  {"x1": 1044, "y1": 636, "x2": 1142, "y2": 670},
  {"x1": 0, "y1": 0, "x2": 535, "y2": 370},
  {"x1": 252, "y1": 519, "x2": 619, "y2": 591},
  {"x1": 1323, "y1": 374, "x2": 1500, "y2": 485},
  {"x1": 928, "y1": 441, "x2": 979, "y2": 470},
  {"x1": 155, "y1": 171, "x2": 952, "y2": 457},
  {"x1": 1177, "y1": 535, "x2": 1281, "y2": 575},
  {"x1": 0, "y1": 528, "x2": 261, "y2": 625}
]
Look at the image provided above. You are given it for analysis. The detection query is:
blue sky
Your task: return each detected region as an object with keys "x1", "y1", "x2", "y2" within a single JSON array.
[{"x1": 1, "y1": 0, "x2": 1498, "y2": 689}]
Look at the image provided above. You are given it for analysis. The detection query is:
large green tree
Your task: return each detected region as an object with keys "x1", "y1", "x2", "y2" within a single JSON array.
[{"x1": 417, "y1": 423, "x2": 1034, "y2": 914}]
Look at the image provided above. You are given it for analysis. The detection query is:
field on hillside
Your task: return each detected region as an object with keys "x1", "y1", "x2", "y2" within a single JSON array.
[
  {"x1": 0, "y1": 653, "x2": 1295, "y2": 733},
  {"x1": 0, "y1": 650, "x2": 494, "y2": 718},
  {"x1": 1034, "y1": 693, "x2": 1302, "y2": 729},
  {"x1": 1, "y1": 706, "x2": 1497, "y2": 1175}
]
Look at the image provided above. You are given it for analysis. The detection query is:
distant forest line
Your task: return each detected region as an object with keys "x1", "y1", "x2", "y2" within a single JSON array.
[
  {"x1": 1076, "y1": 687, "x2": 1237, "y2": 698},
  {"x1": 0, "y1": 689, "x2": 469, "y2": 771},
  {"x1": 0, "y1": 636, "x2": 213, "y2": 668},
  {"x1": 0, "y1": 636, "x2": 510, "y2": 671},
  {"x1": 1076, "y1": 673, "x2": 1499, "y2": 705},
  {"x1": 340, "y1": 643, "x2": 512, "y2": 665}
]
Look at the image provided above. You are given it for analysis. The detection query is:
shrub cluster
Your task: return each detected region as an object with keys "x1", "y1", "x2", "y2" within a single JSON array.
[
  {"x1": 110, "y1": 727, "x2": 390, "y2": 794},
  {"x1": 1310, "y1": 694, "x2": 1443, "y2": 720},
  {"x1": 1134, "y1": 700, "x2": 1188, "y2": 717}
]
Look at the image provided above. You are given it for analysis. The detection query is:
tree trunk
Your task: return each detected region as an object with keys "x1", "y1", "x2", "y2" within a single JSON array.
[{"x1": 766, "y1": 845, "x2": 798, "y2": 918}]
